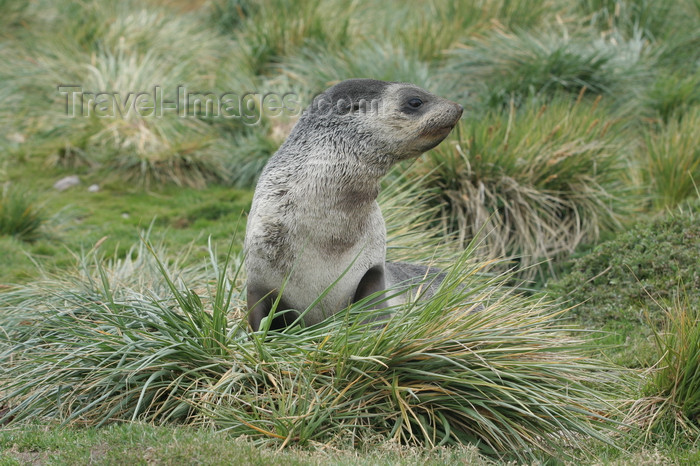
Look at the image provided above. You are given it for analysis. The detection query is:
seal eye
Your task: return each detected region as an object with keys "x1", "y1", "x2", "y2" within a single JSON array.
[{"x1": 407, "y1": 98, "x2": 423, "y2": 108}]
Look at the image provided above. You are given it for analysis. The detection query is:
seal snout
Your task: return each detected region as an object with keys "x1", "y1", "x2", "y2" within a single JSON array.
[
  {"x1": 449, "y1": 101, "x2": 464, "y2": 124},
  {"x1": 438, "y1": 101, "x2": 464, "y2": 133}
]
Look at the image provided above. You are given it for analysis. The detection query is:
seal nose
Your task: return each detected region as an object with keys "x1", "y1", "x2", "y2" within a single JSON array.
[{"x1": 455, "y1": 103, "x2": 464, "y2": 117}]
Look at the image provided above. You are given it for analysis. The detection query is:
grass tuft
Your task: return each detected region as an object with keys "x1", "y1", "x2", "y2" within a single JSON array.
[
  {"x1": 1, "y1": 0, "x2": 249, "y2": 187},
  {"x1": 643, "y1": 71, "x2": 700, "y2": 123},
  {"x1": 626, "y1": 297, "x2": 700, "y2": 438},
  {"x1": 443, "y1": 26, "x2": 648, "y2": 111},
  {"x1": 0, "y1": 184, "x2": 46, "y2": 242},
  {"x1": 641, "y1": 109, "x2": 700, "y2": 209},
  {"x1": 0, "y1": 236, "x2": 246, "y2": 425},
  {"x1": 222, "y1": 0, "x2": 355, "y2": 75},
  {"x1": 281, "y1": 43, "x2": 434, "y2": 98},
  {"x1": 578, "y1": 0, "x2": 678, "y2": 42},
  {"x1": 415, "y1": 95, "x2": 627, "y2": 279}
]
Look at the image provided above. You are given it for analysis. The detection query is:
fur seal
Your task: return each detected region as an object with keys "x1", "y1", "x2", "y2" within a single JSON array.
[{"x1": 245, "y1": 79, "x2": 463, "y2": 331}]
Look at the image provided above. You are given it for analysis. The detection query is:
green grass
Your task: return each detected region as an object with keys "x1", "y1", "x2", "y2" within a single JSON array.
[
  {"x1": 642, "y1": 299, "x2": 700, "y2": 435},
  {"x1": 442, "y1": 26, "x2": 648, "y2": 111},
  {"x1": 0, "y1": 161, "x2": 252, "y2": 284},
  {"x1": 577, "y1": 0, "x2": 678, "y2": 41},
  {"x1": 0, "y1": 423, "x2": 489, "y2": 465},
  {"x1": 0, "y1": 184, "x2": 46, "y2": 242},
  {"x1": 641, "y1": 109, "x2": 700, "y2": 209},
  {"x1": 643, "y1": 70, "x2": 700, "y2": 123},
  {"x1": 550, "y1": 200, "x2": 700, "y2": 376},
  {"x1": 415, "y1": 95, "x2": 628, "y2": 279},
  {"x1": 550, "y1": 200, "x2": 700, "y2": 328},
  {"x1": 228, "y1": 0, "x2": 354, "y2": 75}
]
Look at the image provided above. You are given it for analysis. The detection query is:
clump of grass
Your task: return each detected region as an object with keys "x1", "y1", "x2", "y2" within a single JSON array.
[
  {"x1": 0, "y1": 184, "x2": 46, "y2": 242},
  {"x1": 2, "y1": 0, "x2": 250, "y2": 187},
  {"x1": 443, "y1": 26, "x2": 648, "y2": 110},
  {"x1": 641, "y1": 108, "x2": 700, "y2": 209},
  {"x1": 367, "y1": 0, "x2": 556, "y2": 63},
  {"x1": 578, "y1": 0, "x2": 679, "y2": 42},
  {"x1": 415, "y1": 95, "x2": 627, "y2": 279},
  {"x1": 209, "y1": 0, "x2": 257, "y2": 32},
  {"x1": 643, "y1": 72, "x2": 700, "y2": 123},
  {"x1": 223, "y1": 0, "x2": 355, "y2": 75},
  {"x1": 0, "y1": 236, "x2": 246, "y2": 423},
  {"x1": 0, "y1": 0, "x2": 29, "y2": 34},
  {"x1": 549, "y1": 200, "x2": 700, "y2": 327},
  {"x1": 626, "y1": 297, "x2": 700, "y2": 437},
  {"x1": 656, "y1": 28, "x2": 700, "y2": 72},
  {"x1": 0, "y1": 237, "x2": 626, "y2": 462},
  {"x1": 218, "y1": 126, "x2": 280, "y2": 188},
  {"x1": 650, "y1": 299, "x2": 700, "y2": 429}
]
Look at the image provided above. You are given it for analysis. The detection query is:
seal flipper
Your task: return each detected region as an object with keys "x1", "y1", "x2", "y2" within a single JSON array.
[
  {"x1": 352, "y1": 265, "x2": 387, "y2": 306},
  {"x1": 247, "y1": 286, "x2": 298, "y2": 331}
]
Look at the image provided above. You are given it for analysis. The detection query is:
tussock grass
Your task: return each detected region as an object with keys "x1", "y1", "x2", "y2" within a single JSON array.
[
  {"x1": 0, "y1": 184, "x2": 46, "y2": 242},
  {"x1": 626, "y1": 297, "x2": 700, "y2": 438},
  {"x1": 641, "y1": 109, "x2": 700, "y2": 209},
  {"x1": 1, "y1": 0, "x2": 249, "y2": 187},
  {"x1": 0, "y1": 236, "x2": 245, "y2": 419},
  {"x1": 0, "y1": 238, "x2": 626, "y2": 462},
  {"x1": 443, "y1": 26, "x2": 648, "y2": 110},
  {"x1": 644, "y1": 72, "x2": 700, "y2": 123},
  {"x1": 220, "y1": 127, "x2": 280, "y2": 188},
  {"x1": 656, "y1": 28, "x2": 700, "y2": 72},
  {"x1": 415, "y1": 95, "x2": 627, "y2": 278},
  {"x1": 365, "y1": 0, "x2": 556, "y2": 63},
  {"x1": 578, "y1": 0, "x2": 680, "y2": 41},
  {"x1": 219, "y1": 0, "x2": 355, "y2": 75}
]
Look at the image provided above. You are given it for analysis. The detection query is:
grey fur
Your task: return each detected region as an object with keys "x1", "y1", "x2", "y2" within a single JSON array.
[{"x1": 245, "y1": 79, "x2": 463, "y2": 331}]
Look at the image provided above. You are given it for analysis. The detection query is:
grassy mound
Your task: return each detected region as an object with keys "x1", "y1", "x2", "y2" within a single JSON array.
[
  {"x1": 442, "y1": 26, "x2": 648, "y2": 111},
  {"x1": 550, "y1": 200, "x2": 700, "y2": 326},
  {"x1": 0, "y1": 239, "x2": 625, "y2": 462}
]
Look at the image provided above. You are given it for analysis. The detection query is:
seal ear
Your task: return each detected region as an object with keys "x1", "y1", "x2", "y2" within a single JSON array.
[{"x1": 353, "y1": 264, "x2": 386, "y2": 304}]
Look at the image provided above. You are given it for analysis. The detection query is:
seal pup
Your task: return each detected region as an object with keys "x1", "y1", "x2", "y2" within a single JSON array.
[{"x1": 245, "y1": 78, "x2": 463, "y2": 331}]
